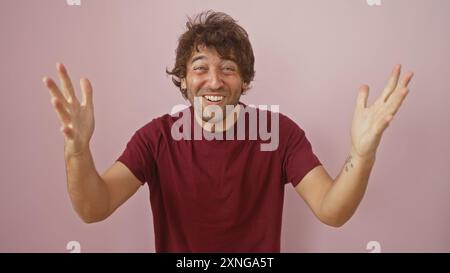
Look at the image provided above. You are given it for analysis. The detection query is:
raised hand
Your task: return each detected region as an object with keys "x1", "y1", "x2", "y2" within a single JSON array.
[
  {"x1": 43, "y1": 63, "x2": 95, "y2": 157},
  {"x1": 351, "y1": 64, "x2": 414, "y2": 159}
]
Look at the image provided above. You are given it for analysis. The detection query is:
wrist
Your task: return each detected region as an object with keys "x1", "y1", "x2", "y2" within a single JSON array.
[
  {"x1": 64, "y1": 144, "x2": 91, "y2": 160},
  {"x1": 350, "y1": 146, "x2": 376, "y2": 164}
]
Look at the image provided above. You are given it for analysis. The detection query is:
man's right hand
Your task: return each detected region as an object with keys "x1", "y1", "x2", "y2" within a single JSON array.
[{"x1": 43, "y1": 63, "x2": 95, "y2": 157}]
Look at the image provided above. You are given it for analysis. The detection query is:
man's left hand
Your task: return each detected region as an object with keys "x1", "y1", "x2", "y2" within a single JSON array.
[{"x1": 350, "y1": 64, "x2": 414, "y2": 160}]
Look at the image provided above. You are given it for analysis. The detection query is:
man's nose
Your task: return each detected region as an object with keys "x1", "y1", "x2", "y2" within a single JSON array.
[{"x1": 206, "y1": 70, "x2": 224, "y2": 90}]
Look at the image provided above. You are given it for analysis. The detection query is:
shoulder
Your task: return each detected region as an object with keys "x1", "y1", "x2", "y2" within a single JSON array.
[
  {"x1": 242, "y1": 104, "x2": 302, "y2": 129},
  {"x1": 279, "y1": 112, "x2": 304, "y2": 131},
  {"x1": 261, "y1": 108, "x2": 305, "y2": 139},
  {"x1": 135, "y1": 107, "x2": 190, "y2": 141},
  {"x1": 246, "y1": 104, "x2": 303, "y2": 131},
  {"x1": 277, "y1": 113, "x2": 308, "y2": 151},
  {"x1": 242, "y1": 104, "x2": 307, "y2": 151},
  {"x1": 138, "y1": 109, "x2": 184, "y2": 132}
]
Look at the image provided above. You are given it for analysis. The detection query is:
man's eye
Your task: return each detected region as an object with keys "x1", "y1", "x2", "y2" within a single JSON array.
[
  {"x1": 223, "y1": 67, "x2": 235, "y2": 71},
  {"x1": 194, "y1": 67, "x2": 207, "y2": 71}
]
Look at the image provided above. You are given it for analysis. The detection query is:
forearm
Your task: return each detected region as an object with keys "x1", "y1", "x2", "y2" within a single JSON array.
[
  {"x1": 65, "y1": 146, "x2": 110, "y2": 223},
  {"x1": 320, "y1": 147, "x2": 376, "y2": 226}
]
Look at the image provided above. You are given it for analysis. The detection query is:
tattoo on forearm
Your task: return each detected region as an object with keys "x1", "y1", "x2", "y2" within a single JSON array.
[{"x1": 345, "y1": 155, "x2": 354, "y2": 172}]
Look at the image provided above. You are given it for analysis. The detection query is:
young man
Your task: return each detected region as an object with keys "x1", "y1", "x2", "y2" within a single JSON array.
[{"x1": 42, "y1": 11, "x2": 414, "y2": 252}]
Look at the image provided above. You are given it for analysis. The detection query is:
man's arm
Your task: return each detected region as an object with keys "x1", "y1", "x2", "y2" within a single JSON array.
[
  {"x1": 295, "y1": 151, "x2": 375, "y2": 227},
  {"x1": 66, "y1": 149, "x2": 141, "y2": 223},
  {"x1": 296, "y1": 64, "x2": 413, "y2": 227},
  {"x1": 44, "y1": 63, "x2": 141, "y2": 223}
]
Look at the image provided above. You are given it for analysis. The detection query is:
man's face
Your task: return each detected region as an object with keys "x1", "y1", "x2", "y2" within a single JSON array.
[{"x1": 182, "y1": 45, "x2": 246, "y2": 122}]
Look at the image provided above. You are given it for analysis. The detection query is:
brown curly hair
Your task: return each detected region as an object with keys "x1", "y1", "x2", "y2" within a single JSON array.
[{"x1": 166, "y1": 10, "x2": 255, "y2": 98}]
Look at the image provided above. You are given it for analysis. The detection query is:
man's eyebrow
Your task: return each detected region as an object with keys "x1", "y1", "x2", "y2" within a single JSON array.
[
  {"x1": 190, "y1": 55, "x2": 206, "y2": 64},
  {"x1": 222, "y1": 59, "x2": 238, "y2": 65},
  {"x1": 222, "y1": 56, "x2": 237, "y2": 63},
  {"x1": 190, "y1": 55, "x2": 238, "y2": 65}
]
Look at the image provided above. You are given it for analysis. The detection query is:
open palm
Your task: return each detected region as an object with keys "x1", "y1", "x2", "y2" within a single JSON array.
[
  {"x1": 43, "y1": 63, "x2": 95, "y2": 157},
  {"x1": 351, "y1": 64, "x2": 414, "y2": 159}
]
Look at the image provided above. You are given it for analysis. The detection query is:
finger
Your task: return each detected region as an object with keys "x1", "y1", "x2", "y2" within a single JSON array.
[
  {"x1": 51, "y1": 97, "x2": 72, "y2": 125},
  {"x1": 386, "y1": 87, "x2": 409, "y2": 116},
  {"x1": 42, "y1": 77, "x2": 70, "y2": 110},
  {"x1": 397, "y1": 71, "x2": 414, "y2": 89},
  {"x1": 380, "y1": 64, "x2": 401, "y2": 102},
  {"x1": 80, "y1": 78, "x2": 93, "y2": 107},
  {"x1": 356, "y1": 85, "x2": 369, "y2": 111},
  {"x1": 56, "y1": 63, "x2": 79, "y2": 104}
]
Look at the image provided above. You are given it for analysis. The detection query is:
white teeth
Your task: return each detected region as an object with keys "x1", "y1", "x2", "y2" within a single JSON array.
[{"x1": 204, "y1": 95, "x2": 223, "y2": 102}]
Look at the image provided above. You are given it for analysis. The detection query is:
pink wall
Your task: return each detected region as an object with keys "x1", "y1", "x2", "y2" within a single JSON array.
[{"x1": 1, "y1": 0, "x2": 449, "y2": 252}]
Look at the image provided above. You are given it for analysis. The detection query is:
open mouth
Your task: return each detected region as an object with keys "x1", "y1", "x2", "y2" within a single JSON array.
[{"x1": 202, "y1": 95, "x2": 224, "y2": 104}]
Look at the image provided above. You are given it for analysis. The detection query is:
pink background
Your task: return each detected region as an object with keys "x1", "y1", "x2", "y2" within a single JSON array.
[{"x1": 1, "y1": 0, "x2": 449, "y2": 252}]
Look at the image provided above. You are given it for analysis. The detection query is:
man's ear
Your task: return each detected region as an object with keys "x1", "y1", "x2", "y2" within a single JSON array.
[{"x1": 181, "y1": 78, "x2": 187, "y2": 90}]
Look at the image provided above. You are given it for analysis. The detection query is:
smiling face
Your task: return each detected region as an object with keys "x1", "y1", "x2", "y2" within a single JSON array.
[{"x1": 181, "y1": 45, "x2": 247, "y2": 122}]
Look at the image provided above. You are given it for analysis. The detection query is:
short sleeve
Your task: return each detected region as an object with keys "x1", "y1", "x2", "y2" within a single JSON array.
[
  {"x1": 116, "y1": 128, "x2": 156, "y2": 185},
  {"x1": 283, "y1": 119, "x2": 322, "y2": 187}
]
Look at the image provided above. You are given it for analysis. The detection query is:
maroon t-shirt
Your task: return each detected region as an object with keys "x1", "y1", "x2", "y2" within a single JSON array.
[{"x1": 117, "y1": 103, "x2": 321, "y2": 252}]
